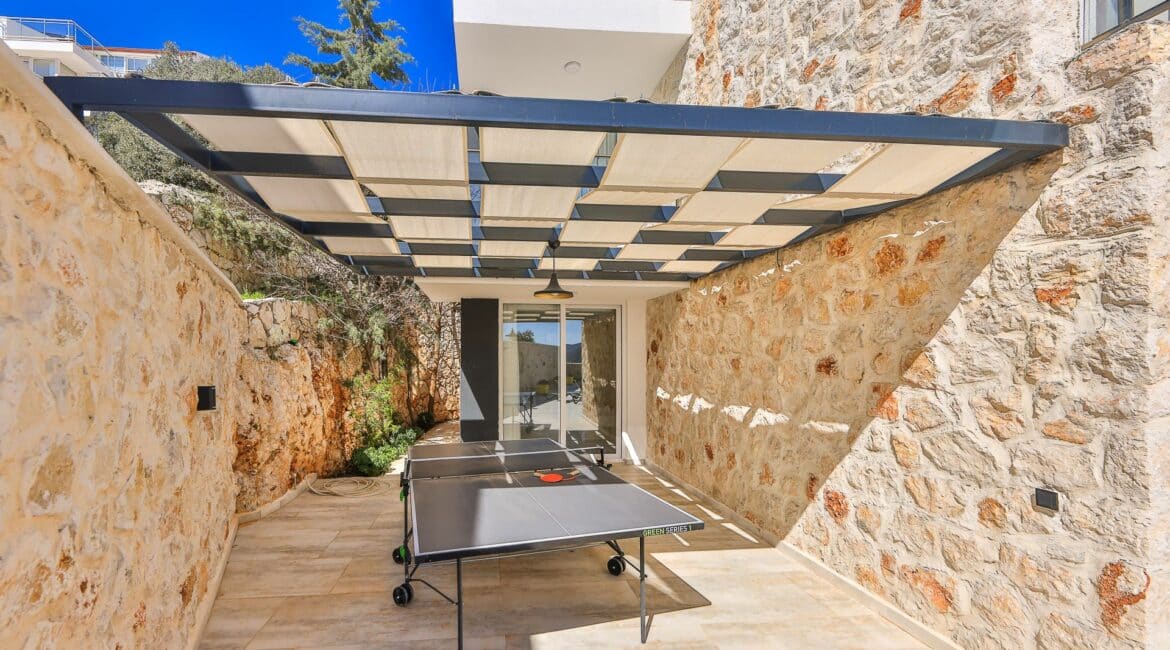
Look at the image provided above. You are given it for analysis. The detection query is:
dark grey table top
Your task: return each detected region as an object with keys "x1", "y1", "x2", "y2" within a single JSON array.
[{"x1": 406, "y1": 440, "x2": 704, "y2": 562}]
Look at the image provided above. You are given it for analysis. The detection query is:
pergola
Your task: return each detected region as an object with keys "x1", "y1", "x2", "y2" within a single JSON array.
[{"x1": 47, "y1": 77, "x2": 1068, "y2": 284}]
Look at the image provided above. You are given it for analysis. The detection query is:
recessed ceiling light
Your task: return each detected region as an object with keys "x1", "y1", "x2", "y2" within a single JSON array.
[{"x1": 563, "y1": 61, "x2": 582, "y2": 74}]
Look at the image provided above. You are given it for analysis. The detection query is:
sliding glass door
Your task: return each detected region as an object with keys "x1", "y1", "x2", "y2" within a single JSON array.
[
  {"x1": 501, "y1": 305, "x2": 562, "y2": 443},
  {"x1": 565, "y1": 308, "x2": 618, "y2": 454},
  {"x1": 501, "y1": 304, "x2": 619, "y2": 455}
]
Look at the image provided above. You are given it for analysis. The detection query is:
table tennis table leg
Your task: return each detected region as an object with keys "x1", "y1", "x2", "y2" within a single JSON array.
[
  {"x1": 456, "y1": 558, "x2": 464, "y2": 649},
  {"x1": 639, "y1": 535, "x2": 647, "y2": 644}
]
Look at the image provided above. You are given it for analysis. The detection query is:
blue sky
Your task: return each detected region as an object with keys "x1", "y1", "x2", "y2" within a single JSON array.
[{"x1": 6, "y1": 0, "x2": 458, "y2": 90}]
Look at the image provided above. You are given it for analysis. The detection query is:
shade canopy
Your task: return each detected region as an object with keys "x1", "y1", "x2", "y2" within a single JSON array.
[{"x1": 46, "y1": 77, "x2": 1067, "y2": 285}]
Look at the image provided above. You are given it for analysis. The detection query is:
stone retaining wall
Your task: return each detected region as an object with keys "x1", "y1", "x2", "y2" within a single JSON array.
[
  {"x1": 0, "y1": 44, "x2": 242, "y2": 648},
  {"x1": 0, "y1": 43, "x2": 367, "y2": 647},
  {"x1": 647, "y1": 2, "x2": 1170, "y2": 647}
]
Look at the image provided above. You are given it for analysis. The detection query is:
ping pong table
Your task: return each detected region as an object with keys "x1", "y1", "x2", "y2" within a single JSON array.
[{"x1": 394, "y1": 438, "x2": 704, "y2": 647}]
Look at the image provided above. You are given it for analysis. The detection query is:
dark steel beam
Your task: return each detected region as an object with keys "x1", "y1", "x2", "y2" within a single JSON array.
[
  {"x1": 406, "y1": 242, "x2": 477, "y2": 256},
  {"x1": 556, "y1": 246, "x2": 617, "y2": 259},
  {"x1": 346, "y1": 255, "x2": 413, "y2": 267},
  {"x1": 757, "y1": 209, "x2": 845, "y2": 226},
  {"x1": 475, "y1": 257, "x2": 538, "y2": 269},
  {"x1": 599, "y1": 261, "x2": 659, "y2": 273},
  {"x1": 296, "y1": 221, "x2": 394, "y2": 237},
  {"x1": 476, "y1": 225, "x2": 558, "y2": 242},
  {"x1": 572, "y1": 204, "x2": 674, "y2": 223},
  {"x1": 635, "y1": 230, "x2": 721, "y2": 245},
  {"x1": 706, "y1": 171, "x2": 843, "y2": 194},
  {"x1": 470, "y1": 162, "x2": 603, "y2": 188},
  {"x1": 46, "y1": 77, "x2": 1069, "y2": 150},
  {"x1": 377, "y1": 198, "x2": 477, "y2": 217}
]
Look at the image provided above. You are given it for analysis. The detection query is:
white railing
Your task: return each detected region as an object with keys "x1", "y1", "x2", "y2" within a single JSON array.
[{"x1": 0, "y1": 16, "x2": 116, "y2": 64}]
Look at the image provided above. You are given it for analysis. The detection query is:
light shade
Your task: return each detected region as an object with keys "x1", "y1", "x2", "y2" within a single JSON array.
[
  {"x1": 534, "y1": 273, "x2": 574, "y2": 300},
  {"x1": 534, "y1": 240, "x2": 574, "y2": 299}
]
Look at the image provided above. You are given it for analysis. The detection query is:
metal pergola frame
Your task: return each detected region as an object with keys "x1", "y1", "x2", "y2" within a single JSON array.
[{"x1": 46, "y1": 77, "x2": 1068, "y2": 282}]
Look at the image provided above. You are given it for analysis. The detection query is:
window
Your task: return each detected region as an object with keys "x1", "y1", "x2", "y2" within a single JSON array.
[
  {"x1": 30, "y1": 58, "x2": 58, "y2": 77},
  {"x1": 1085, "y1": 0, "x2": 1170, "y2": 42},
  {"x1": 100, "y1": 55, "x2": 126, "y2": 73},
  {"x1": 126, "y1": 57, "x2": 149, "y2": 72}
]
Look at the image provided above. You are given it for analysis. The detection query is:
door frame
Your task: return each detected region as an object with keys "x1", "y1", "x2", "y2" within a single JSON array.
[{"x1": 497, "y1": 302, "x2": 624, "y2": 459}]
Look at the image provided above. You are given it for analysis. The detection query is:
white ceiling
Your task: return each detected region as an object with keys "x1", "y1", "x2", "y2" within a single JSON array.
[{"x1": 453, "y1": 0, "x2": 692, "y2": 100}]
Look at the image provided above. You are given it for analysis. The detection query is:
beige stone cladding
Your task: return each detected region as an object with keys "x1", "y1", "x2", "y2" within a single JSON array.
[
  {"x1": 648, "y1": 1, "x2": 1170, "y2": 647},
  {"x1": 0, "y1": 44, "x2": 243, "y2": 647},
  {"x1": 0, "y1": 43, "x2": 370, "y2": 647}
]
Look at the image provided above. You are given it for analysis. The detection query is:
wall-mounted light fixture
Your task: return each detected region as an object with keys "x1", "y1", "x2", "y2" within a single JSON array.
[
  {"x1": 197, "y1": 386, "x2": 217, "y2": 411},
  {"x1": 1033, "y1": 487, "x2": 1059, "y2": 513}
]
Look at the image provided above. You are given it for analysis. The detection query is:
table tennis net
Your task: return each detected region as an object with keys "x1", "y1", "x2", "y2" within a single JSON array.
[{"x1": 408, "y1": 446, "x2": 602, "y2": 480}]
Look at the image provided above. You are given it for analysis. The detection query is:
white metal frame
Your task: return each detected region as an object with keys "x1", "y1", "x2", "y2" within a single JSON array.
[{"x1": 497, "y1": 302, "x2": 624, "y2": 459}]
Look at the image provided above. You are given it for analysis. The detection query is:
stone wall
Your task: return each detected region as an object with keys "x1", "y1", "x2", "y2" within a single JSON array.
[
  {"x1": 647, "y1": 2, "x2": 1170, "y2": 647},
  {"x1": 0, "y1": 45, "x2": 243, "y2": 648},
  {"x1": 581, "y1": 313, "x2": 618, "y2": 430},
  {"x1": 234, "y1": 299, "x2": 363, "y2": 513},
  {"x1": 0, "y1": 44, "x2": 376, "y2": 647}
]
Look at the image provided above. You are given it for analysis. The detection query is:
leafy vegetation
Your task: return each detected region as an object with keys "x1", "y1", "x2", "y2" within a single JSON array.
[
  {"x1": 89, "y1": 43, "x2": 288, "y2": 190},
  {"x1": 240, "y1": 290, "x2": 267, "y2": 300},
  {"x1": 347, "y1": 374, "x2": 421, "y2": 476},
  {"x1": 286, "y1": 0, "x2": 413, "y2": 89},
  {"x1": 86, "y1": 6, "x2": 458, "y2": 427}
]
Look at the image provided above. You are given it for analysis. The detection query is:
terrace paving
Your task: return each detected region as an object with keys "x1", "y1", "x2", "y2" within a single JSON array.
[{"x1": 200, "y1": 449, "x2": 924, "y2": 649}]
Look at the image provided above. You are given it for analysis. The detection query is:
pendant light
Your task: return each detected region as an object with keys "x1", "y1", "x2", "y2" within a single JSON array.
[{"x1": 534, "y1": 240, "x2": 574, "y2": 300}]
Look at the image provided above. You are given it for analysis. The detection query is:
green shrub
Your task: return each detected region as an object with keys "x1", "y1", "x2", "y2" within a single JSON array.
[
  {"x1": 350, "y1": 444, "x2": 399, "y2": 477},
  {"x1": 240, "y1": 290, "x2": 266, "y2": 300},
  {"x1": 346, "y1": 373, "x2": 422, "y2": 475}
]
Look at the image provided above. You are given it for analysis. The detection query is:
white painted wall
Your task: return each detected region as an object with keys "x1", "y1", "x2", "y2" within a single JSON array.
[
  {"x1": 622, "y1": 298, "x2": 649, "y2": 463},
  {"x1": 453, "y1": 0, "x2": 693, "y2": 100},
  {"x1": 453, "y1": 0, "x2": 692, "y2": 34}
]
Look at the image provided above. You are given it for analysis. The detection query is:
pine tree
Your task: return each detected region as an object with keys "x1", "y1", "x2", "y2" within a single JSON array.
[{"x1": 285, "y1": 0, "x2": 413, "y2": 89}]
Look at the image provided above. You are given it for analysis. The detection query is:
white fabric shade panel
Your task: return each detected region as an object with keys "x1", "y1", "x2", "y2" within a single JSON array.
[
  {"x1": 660, "y1": 260, "x2": 724, "y2": 274},
  {"x1": 828, "y1": 143, "x2": 999, "y2": 195},
  {"x1": 576, "y1": 189, "x2": 689, "y2": 206},
  {"x1": 477, "y1": 241, "x2": 549, "y2": 258},
  {"x1": 481, "y1": 185, "x2": 580, "y2": 219},
  {"x1": 329, "y1": 122, "x2": 467, "y2": 183},
  {"x1": 480, "y1": 128, "x2": 606, "y2": 165},
  {"x1": 413, "y1": 255, "x2": 473, "y2": 268},
  {"x1": 178, "y1": 114, "x2": 340, "y2": 156},
  {"x1": 717, "y1": 225, "x2": 809, "y2": 247},
  {"x1": 539, "y1": 257, "x2": 598, "y2": 271},
  {"x1": 560, "y1": 220, "x2": 647, "y2": 244},
  {"x1": 600, "y1": 134, "x2": 744, "y2": 190},
  {"x1": 364, "y1": 182, "x2": 470, "y2": 200},
  {"x1": 616, "y1": 244, "x2": 690, "y2": 261},
  {"x1": 243, "y1": 176, "x2": 369, "y2": 218},
  {"x1": 670, "y1": 191, "x2": 798, "y2": 225},
  {"x1": 722, "y1": 138, "x2": 868, "y2": 173},
  {"x1": 153, "y1": 99, "x2": 1058, "y2": 283},
  {"x1": 388, "y1": 216, "x2": 472, "y2": 241}
]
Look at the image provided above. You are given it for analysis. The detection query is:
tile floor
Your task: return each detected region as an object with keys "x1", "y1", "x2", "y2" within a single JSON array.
[{"x1": 201, "y1": 459, "x2": 925, "y2": 649}]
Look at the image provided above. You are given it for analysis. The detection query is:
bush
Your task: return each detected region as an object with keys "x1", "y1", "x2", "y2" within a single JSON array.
[
  {"x1": 350, "y1": 444, "x2": 399, "y2": 477},
  {"x1": 346, "y1": 373, "x2": 421, "y2": 475}
]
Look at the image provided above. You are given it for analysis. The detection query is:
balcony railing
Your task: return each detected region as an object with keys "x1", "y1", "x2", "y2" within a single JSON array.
[{"x1": 0, "y1": 16, "x2": 115, "y2": 68}]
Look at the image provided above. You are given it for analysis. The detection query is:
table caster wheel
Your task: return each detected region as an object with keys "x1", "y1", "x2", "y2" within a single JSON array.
[
  {"x1": 607, "y1": 555, "x2": 625, "y2": 576},
  {"x1": 393, "y1": 583, "x2": 413, "y2": 606},
  {"x1": 392, "y1": 545, "x2": 412, "y2": 565}
]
